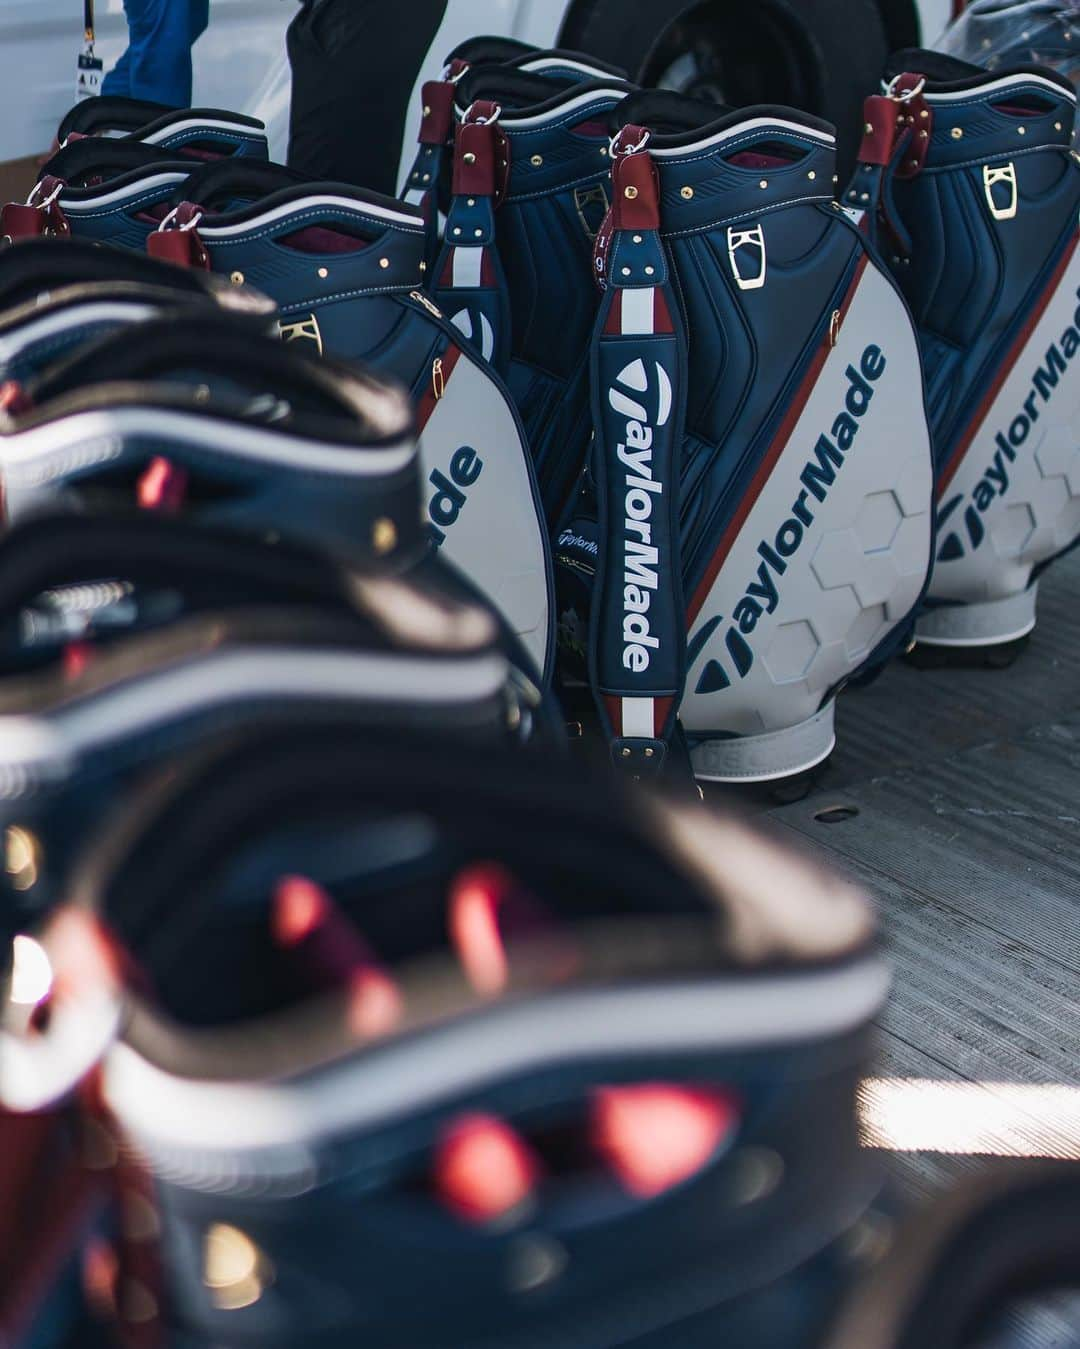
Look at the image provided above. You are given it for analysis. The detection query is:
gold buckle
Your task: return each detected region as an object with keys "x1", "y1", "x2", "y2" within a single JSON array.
[
  {"x1": 728, "y1": 223, "x2": 766, "y2": 291},
  {"x1": 983, "y1": 163, "x2": 1018, "y2": 221}
]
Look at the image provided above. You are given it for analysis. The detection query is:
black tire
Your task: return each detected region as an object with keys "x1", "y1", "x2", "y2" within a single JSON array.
[{"x1": 558, "y1": 0, "x2": 890, "y2": 179}]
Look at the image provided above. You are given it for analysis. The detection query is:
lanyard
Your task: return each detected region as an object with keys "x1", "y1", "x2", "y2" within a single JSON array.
[{"x1": 84, "y1": 0, "x2": 94, "y2": 44}]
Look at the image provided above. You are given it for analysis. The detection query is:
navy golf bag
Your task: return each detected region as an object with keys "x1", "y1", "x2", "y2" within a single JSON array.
[
  {"x1": 50, "y1": 94, "x2": 269, "y2": 161},
  {"x1": 401, "y1": 37, "x2": 627, "y2": 273},
  {"x1": 0, "y1": 509, "x2": 548, "y2": 962},
  {"x1": 1, "y1": 728, "x2": 888, "y2": 1347},
  {"x1": 429, "y1": 58, "x2": 637, "y2": 528},
  {"x1": 0, "y1": 145, "x2": 554, "y2": 680},
  {"x1": 0, "y1": 237, "x2": 277, "y2": 384},
  {"x1": 847, "y1": 51, "x2": 1080, "y2": 651},
  {"x1": 0, "y1": 313, "x2": 549, "y2": 716},
  {"x1": 561, "y1": 93, "x2": 935, "y2": 783},
  {"x1": 0, "y1": 138, "x2": 198, "y2": 250}
]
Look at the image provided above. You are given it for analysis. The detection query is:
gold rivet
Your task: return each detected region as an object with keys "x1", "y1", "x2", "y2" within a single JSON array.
[
  {"x1": 920, "y1": 109, "x2": 929, "y2": 119},
  {"x1": 864, "y1": 122, "x2": 874, "y2": 135},
  {"x1": 1056, "y1": 121, "x2": 1063, "y2": 131},
  {"x1": 317, "y1": 266, "x2": 328, "y2": 279},
  {"x1": 379, "y1": 257, "x2": 390, "y2": 268},
  {"x1": 229, "y1": 270, "x2": 244, "y2": 285},
  {"x1": 759, "y1": 179, "x2": 768, "y2": 189},
  {"x1": 5, "y1": 825, "x2": 40, "y2": 891},
  {"x1": 919, "y1": 130, "x2": 928, "y2": 139},
  {"x1": 419, "y1": 260, "x2": 427, "y2": 272},
  {"x1": 951, "y1": 127, "x2": 963, "y2": 140},
  {"x1": 121, "y1": 1280, "x2": 158, "y2": 1324},
  {"x1": 624, "y1": 185, "x2": 638, "y2": 199},
  {"x1": 680, "y1": 185, "x2": 693, "y2": 199},
  {"x1": 372, "y1": 517, "x2": 397, "y2": 555},
  {"x1": 621, "y1": 748, "x2": 631, "y2": 758},
  {"x1": 530, "y1": 154, "x2": 543, "y2": 166},
  {"x1": 423, "y1": 104, "x2": 431, "y2": 117},
  {"x1": 466, "y1": 197, "x2": 475, "y2": 207},
  {"x1": 463, "y1": 151, "x2": 476, "y2": 165},
  {"x1": 203, "y1": 1224, "x2": 269, "y2": 1311},
  {"x1": 599, "y1": 146, "x2": 608, "y2": 156},
  {"x1": 632, "y1": 233, "x2": 643, "y2": 243},
  {"x1": 644, "y1": 747, "x2": 654, "y2": 758},
  {"x1": 1017, "y1": 125, "x2": 1026, "y2": 135},
  {"x1": 808, "y1": 170, "x2": 816, "y2": 180},
  {"x1": 645, "y1": 265, "x2": 655, "y2": 275}
]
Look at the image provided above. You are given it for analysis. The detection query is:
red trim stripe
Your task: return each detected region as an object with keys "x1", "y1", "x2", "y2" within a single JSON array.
[
  {"x1": 653, "y1": 289, "x2": 674, "y2": 335},
  {"x1": 415, "y1": 342, "x2": 462, "y2": 434},
  {"x1": 938, "y1": 233, "x2": 1078, "y2": 494},
  {"x1": 686, "y1": 256, "x2": 869, "y2": 625},
  {"x1": 603, "y1": 695, "x2": 623, "y2": 735},
  {"x1": 604, "y1": 290, "x2": 623, "y2": 334}
]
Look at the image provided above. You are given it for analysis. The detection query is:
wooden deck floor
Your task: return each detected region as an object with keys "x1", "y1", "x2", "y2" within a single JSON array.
[{"x1": 761, "y1": 548, "x2": 1080, "y2": 1200}]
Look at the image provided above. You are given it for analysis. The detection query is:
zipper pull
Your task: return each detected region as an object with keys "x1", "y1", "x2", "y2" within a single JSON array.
[
  {"x1": 410, "y1": 289, "x2": 443, "y2": 319},
  {"x1": 432, "y1": 356, "x2": 445, "y2": 400}
]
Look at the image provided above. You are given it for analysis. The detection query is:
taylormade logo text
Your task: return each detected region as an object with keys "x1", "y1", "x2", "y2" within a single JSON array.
[
  {"x1": 692, "y1": 344, "x2": 888, "y2": 694},
  {"x1": 610, "y1": 357, "x2": 673, "y2": 673},
  {"x1": 937, "y1": 284, "x2": 1080, "y2": 562}
]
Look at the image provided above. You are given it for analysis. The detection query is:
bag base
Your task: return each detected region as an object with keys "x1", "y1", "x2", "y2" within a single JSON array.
[
  {"x1": 690, "y1": 700, "x2": 836, "y2": 784},
  {"x1": 914, "y1": 584, "x2": 1038, "y2": 649}
]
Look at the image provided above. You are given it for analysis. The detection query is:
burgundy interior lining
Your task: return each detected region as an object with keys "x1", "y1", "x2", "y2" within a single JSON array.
[
  {"x1": 569, "y1": 118, "x2": 609, "y2": 139},
  {"x1": 727, "y1": 149, "x2": 799, "y2": 169}
]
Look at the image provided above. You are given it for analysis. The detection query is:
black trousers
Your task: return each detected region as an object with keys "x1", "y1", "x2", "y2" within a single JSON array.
[{"x1": 287, "y1": 0, "x2": 449, "y2": 195}]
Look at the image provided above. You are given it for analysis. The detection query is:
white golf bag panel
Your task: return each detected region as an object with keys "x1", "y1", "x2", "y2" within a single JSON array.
[
  {"x1": 921, "y1": 242, "x2": 1080, "y2": 646},
  {"x1": 415, "y1": 336, "x2": 552, "y2": 671},
  {"x1": 683, "y1": 263, "x2": 935, "y2": 780}
]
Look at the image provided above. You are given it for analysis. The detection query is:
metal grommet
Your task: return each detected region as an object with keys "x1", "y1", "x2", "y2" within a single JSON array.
[
  {"x1": 423, "y1": 104, "x2": 431, "y2": 117},
  {"x1": 474, "y1": 228, "x2": 483, "y2": 238},
  {"x1": 759, "y1": 179, "x2": 768, "y2": 189},
  {"x1": 317, "y1": 266, "x2": 328, "y2": 279},
  {"x1": 463, "y1": 151, "x2": 476, "y2": 165},
  {"x1": 421, "y1": 173, "x2": 431, "y2": 183},
  {"x1": 808, "y1": 170, "x2": 816, "y2": 180},
  {"x1": 680, "y1": 185, "x2": 694, "y2": 199},
  {"x1": 452, "y1": 227, "x2": 461, "y2": 236},
  {"x1": 951, "y1": 127, "x2": 963, "y2": 140},
  {"x1": 644, "y1": 265, "x2": 655, "y2": 275},
  {"x1": 860, "y1": 192, "x2": 870, "y2": 202},
  {"x1": 864, "y1": 122, "x2": 874, "y2": 134},
  {"x1": 530, "y1": 154, "x2": 543, "y2": 167},
  {"x1": 229, "y1": 270, "x2": 244, "y2": 285},
  {"x1": 1056, "y1": 122, "x2": 1063, "y2": 131},
  {"x1": 379, "y1": 257, "x2": 390, "y2": 268},
  {"x1": 466, "y1": 197, "x2": 475, "y2": 207},
  {"x1": 1017, "y1": 125, "x2": 1026, "y2": 135},
  {"x1": 372, "y1": 517, "x2": 397, "y2": 555},
  {"x1": 624, "y1": 185, "x2": 639, "y2": 199},
  {"x1": 621, "y1": 266, "x2": 631, "y2": 276},
  {"x1": 621, "y1": 747, "x2": 631, "y2": 758},
  {"x1": 632, "y1": 233, "x2": 643, "y2": 243}
]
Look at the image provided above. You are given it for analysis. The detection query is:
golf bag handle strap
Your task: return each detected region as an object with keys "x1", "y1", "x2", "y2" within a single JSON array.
[{"x1": 590, "y1": 126, "x2": 686, "y2": 776}]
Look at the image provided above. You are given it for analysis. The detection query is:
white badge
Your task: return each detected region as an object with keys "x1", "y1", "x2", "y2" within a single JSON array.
[{"x1": 76, "y1": 42, "x2": 103, "y2": 101}]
